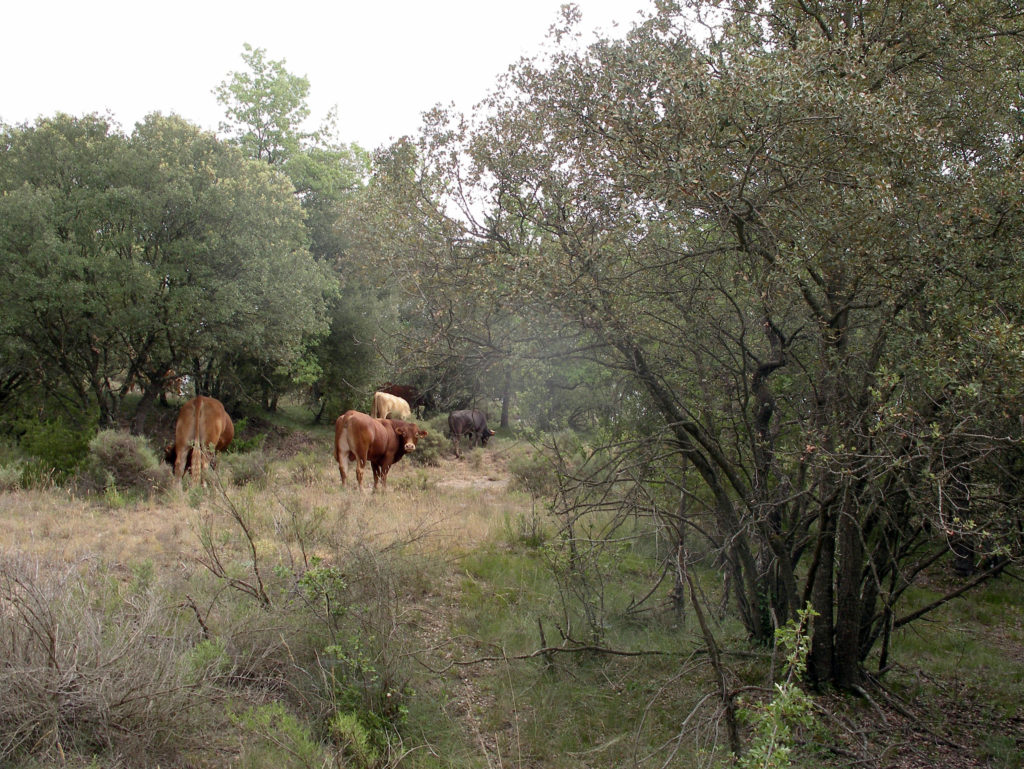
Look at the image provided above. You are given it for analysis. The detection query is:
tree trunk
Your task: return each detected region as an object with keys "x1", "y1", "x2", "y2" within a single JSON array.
[
  {"x1": 833, "y1": 498, "x2": 865, "y2": 688},
  {"x1": 808, "y1": 506, "x2": 836, "y2": 686},
  {"x1": 130, "y1": 384, "x2": 160, "y2": 435},
  {"x1": 500, "y1": 367, "x2": 512, "y2": 428}
]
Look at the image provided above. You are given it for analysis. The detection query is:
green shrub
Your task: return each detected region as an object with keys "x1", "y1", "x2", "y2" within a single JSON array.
[
  {"x1": 288, "y1": 450, "x2": 325, "y2": 485},
  {"x1": 227, "y1": 417, "x2": 267, "y2": 454},
  {"x1": 405, "y1": 420, "x2": 445, "y2": 466},
  {"x1": 328, "y1": 710, "x2": 380, "y2": 768},
  {"x1": 508, "y1": 445, "x2": 560, "y2": 497},
  {"x1": 18, "y1": 416, "x2": 95, "y2": 479},
  {"x1": 223, "y1": 451, "x2": 273, "y2": 488},
  {"x1": 0, "y1": 462, "x2": 23, "y2": 491},
  {"x1": 230, "y1": 702, "x2": 327, "y2": 769},
  {"x1": 79, "y1": 429, "x2": 174, "y2": 497}
]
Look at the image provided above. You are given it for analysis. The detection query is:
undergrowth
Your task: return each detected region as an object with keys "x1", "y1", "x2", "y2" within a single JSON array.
[{"x1": 0, "y1": 432, "x2": 1021, "y2": 768}]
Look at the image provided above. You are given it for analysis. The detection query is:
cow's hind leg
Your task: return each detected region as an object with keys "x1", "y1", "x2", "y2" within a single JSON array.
[
  {"x1": 337, "y1": 448, "x2": 350, "y2": 486},
  {"x1": 174, "y1": 446, "x2": 189, "y2": 481},
  {"x1": 355, "y1": 456, "x2": 368, "y2": 490},
  {"x1": 190, "y1": 439, "x2": 205, "y2": 485}
]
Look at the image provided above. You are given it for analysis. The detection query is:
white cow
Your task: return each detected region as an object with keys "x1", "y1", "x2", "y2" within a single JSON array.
[{"x1": 371, "y1": 391, "x2": 412, "y2": 420}]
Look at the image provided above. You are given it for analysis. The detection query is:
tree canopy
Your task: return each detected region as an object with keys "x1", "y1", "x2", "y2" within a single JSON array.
[
  {"x1": 360, "y1": 0, "x2": 1024, "y2": 688},
  {"x1": 0, "y1": 112, "x2": 331, "y2": 429}
]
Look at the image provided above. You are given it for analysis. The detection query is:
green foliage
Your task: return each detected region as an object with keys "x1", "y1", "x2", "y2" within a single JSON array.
[
  {"x1": 297, "y1": 561, "x2": 348, "y2": 631},
  {"x1": 227, "y1": 418, "x2": 268, "y2": 453},
  {"x1": 737, "y1": 607, "x2": 820, "y2": 769},
  {"x1": 327, "y1": 709, "x2": 379, "y2": 768},
  {"x1": 215, "y1": 44, "x2": 312, "y2": 165},
  {"x1": 507, "y1": 442, "x2": 561, "y2": 498},
  {"x1": 0, "y1": 462, "x2": 22, "y2": 491},
  {"x1": 287, "y1": 450, "x2": 327, "y2": 485},
  {"x1": 179, "y1": 638, "x2": 231, "y2": 683},
  {"x1": 222, "y1": 450, "x2": 274, "y2": 489},
  {"x1": 324, "y1": 639, "x2": 412, "y2": 756},
  {"x1": 80, "y1": 429, "x2": 173, "y2": 498},
  {"x1": 0, "y1": 112, "x2": 332, "y2": 427},
  {"x1": 362, "y1": 0, "x2": 1024, "y2": 687},
  {"x1": 404, "y1": 419, "x2": 445, "y2": 466},
  {"x1": 18, "y1": 416, "x2": 94, "y2": 479},
  {"x1": 230, "y1": 702, "x2": 328, "y2": 769}
]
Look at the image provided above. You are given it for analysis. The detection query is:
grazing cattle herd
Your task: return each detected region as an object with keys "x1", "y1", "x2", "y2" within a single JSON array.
[{"x1": 164, "y1": 386, "x2": 497, "y2": 491}]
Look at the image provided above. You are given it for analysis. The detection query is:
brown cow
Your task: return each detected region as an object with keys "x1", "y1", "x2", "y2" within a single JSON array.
[
  {"x1": 164, "y1": 395, "x2": 234, "y2": 483},
  {"x1": 334, "y1": 410, "x2": 427, "y2": 491},
  {"x1": 371, "y1": 391, "x2": 412, "y2": 420},
  {"x1": 379, "y1": 382, "x2": 434, "y2": 414}
]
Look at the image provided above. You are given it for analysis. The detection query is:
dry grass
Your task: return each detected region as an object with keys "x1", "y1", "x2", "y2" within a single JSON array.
[
  {"x1": 0, "y1": 438, "x2": 533, "y2": 767},
  {"x1": 0, "y1": 444, "x2": 520, "y2": 570}
]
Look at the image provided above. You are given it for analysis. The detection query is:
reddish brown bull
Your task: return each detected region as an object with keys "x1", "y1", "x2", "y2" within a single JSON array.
[
  {"x1": 334, "y1": 410, "x2": 427, "y2": 491},
  {"x1": 164, "y1": 395, "x2": 234, "y2": 484}
]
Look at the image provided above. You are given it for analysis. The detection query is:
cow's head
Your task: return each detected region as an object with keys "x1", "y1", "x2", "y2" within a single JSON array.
[
  {"x1": 480, "y1": 428, "x2": 497, "y2": 446},
  {"x1": 393, "y1": 422, "x2": 428, "y2": 453},
  {"x1": 164, "y1": 443, "x2": 194, "y2": 471}
]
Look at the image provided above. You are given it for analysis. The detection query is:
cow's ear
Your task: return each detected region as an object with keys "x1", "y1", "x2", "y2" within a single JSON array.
[{"x1": 418, "y1": 429, "x2": 428, "y2": 438}]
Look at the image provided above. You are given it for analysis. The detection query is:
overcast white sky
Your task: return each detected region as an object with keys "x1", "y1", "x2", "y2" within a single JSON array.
[{"x1": 3, "y1": 0, "x2": 650, "y2": 150}]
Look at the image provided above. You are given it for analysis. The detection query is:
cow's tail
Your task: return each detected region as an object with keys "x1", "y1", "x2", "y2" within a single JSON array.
[
  {"x1": 334, "y1": 414, "x2": 345, "y2": 459},
  {"x1": 192, "y1": 397, "x2": 205, "y2": 482},
  {"x1": 336, "y1": 412, "x2": 355, "y2": 463}
]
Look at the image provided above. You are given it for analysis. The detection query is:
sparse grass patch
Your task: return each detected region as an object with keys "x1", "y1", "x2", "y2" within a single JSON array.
[
  {"x1": 222, "y1": 449, "x2": 274, "y2": 489},
  {"x1": 0, "y1": 462, "x2": 23, "y2": 491}
]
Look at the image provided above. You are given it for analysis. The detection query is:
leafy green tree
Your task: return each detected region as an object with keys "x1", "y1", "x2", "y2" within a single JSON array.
[
  {"x1": 216, "y1": 46, "x2": 374, "y2": 416},
  {"x1": 215, "y1": 43, "x2": 312, "y2": 166},
  {"x1": 0, "y1": 113, "x2": 330, "y2": 430},
  {"x1": 345, "y1": 134, "x2": 607, "y2": 423},
  {"x1": 366, "y1": 0, "x2": 1024, "y2": 691}
]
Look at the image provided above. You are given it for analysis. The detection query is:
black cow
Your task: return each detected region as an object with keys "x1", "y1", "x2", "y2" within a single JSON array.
[{"x1": 447, "y1": 409, "x2": 496, "y2": 457}]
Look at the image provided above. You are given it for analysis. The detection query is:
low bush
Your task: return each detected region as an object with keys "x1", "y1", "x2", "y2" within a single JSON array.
[
  {"x1": 227, "y1": 417, "x2": 267, "y2": 454},
  {"x1": 405, "y1": 417, "x2": 446, "y2": 466},
  {"x1": 0, "y1": 462, "x2": 22, "y2": 491},
  {"x1": 18, "y1": 416, "x2": 94, "y2": 480},
  {"x1": 0, "y1": 555, "x2": 213, "y2": 766},
  {"x1": 507, "y1": 443, "x2": 560, "y2": 497},
  {"x1": 222, "y1": 450, "x2": 274, "y2": 488},
  {"x1": 78, "y1": 429, "x2": 174, "y2": 498},
  {"x1": 287, "y1": 449, "x2": 327, "y2": 485}
]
